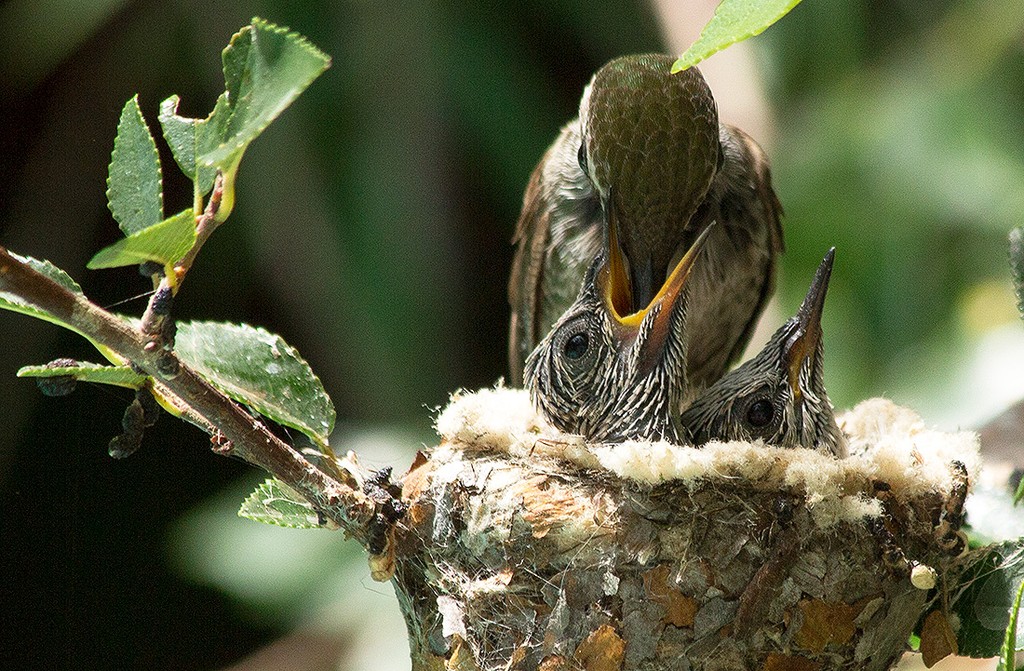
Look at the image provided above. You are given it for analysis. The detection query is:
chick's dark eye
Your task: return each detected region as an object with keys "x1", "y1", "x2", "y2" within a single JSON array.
[
  {"x1": 577, "y1": 143, "x2": 588, "y2": 174},
  {"x1": 564, "y1": 332, "x2": 589, "y2": 360},
  {"x1": 746, "y1": 399, "x2": 774, "y2": 428}
]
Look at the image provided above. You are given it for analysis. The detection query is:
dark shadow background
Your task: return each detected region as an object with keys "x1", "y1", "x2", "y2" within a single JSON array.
[{"x1": 1, "y1": 0, "x2": 1021, "y2": 669}]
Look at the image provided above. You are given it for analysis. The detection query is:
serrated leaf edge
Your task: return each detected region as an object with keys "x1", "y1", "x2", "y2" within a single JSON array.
[
  {"x1": 238, "y1": 478, "x2": 321, "y2": 529},
  {"x1": 87, "y1": 208, "x2": 197, "y2": 269},
  {"x1": 106, "y1": 95, "x2": 165, "y2": 234},
  {"x1": 199, "y1": 17, "x2": 330, "y2": 169},
  {"x1": 176, "y1": 320, "x2": 336, "y2": 445},
  {"x1": 17, "y1": 362, "x2": 147, "y2": 389}
]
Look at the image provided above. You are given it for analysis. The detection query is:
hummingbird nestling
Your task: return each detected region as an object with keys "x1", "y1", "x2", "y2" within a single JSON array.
[
  {"x1": 678, "y1": 249, "x2": 848, "y2": 458},
  {"x1": 524, "y1": 226, "x2": 712, "y2": 444},
  {"x1": 508, "y1": 53, "x2": 783, "y2": 389}
]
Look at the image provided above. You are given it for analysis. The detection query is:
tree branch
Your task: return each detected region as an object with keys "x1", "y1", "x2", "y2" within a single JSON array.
[{"x1": 0, "y1": 245, "x2": 377, "y2": 542}]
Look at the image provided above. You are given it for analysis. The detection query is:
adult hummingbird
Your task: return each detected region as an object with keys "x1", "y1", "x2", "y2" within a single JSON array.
[
  {"x1": 678, "y1": 249, "x2": 848, "y2": 458},
  {"x1": 508, "y1": 53, "x2": 783, "y2": 389},
  {"x1": 524, "y1": 225, "x2": 712, "y2": 444}
]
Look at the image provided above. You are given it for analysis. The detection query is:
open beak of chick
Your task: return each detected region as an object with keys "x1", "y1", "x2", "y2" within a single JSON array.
[
  {"x1": 782, "y1": 248, "x2": 835, "y2": 403},
  {"x1": 599, "y1": 222, "x2": 714, "y2": 374}
]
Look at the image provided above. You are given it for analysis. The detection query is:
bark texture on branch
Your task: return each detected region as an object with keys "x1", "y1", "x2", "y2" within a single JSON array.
[
  {"x1": 386, "y1": 388, "x2": 980, "y2": 671},
  {"x1": 0, "y1": 247, "x2": 377, "y2": 539}
]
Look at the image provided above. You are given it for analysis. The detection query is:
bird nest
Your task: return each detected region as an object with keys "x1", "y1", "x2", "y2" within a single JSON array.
[{"x1": 391, "y1": 387, "x2": 980, "y2": 671}]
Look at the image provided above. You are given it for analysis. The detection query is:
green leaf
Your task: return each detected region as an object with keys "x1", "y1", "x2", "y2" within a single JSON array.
[
  {"x1": 107, "y1": 95, "x2": 164, "y2": 235},
  {"x1": 239, "y1": 478, "x2": 321, "y2": 529},
  {"x1": 175, "y1": 321, "x2": 335, "y2": 447},
  {"x1": 1010, "y1": 227, "x2": 1024, "y2": 322},
  {"x1": 951, "y1": 540, "x2": 1024, "y2": 657},
  {"x1": 199, "y1": 18, "x2": 330, "y2": 170},
  {"x1": 672, "y1": 0, "x2": 803, "y2": 73},
  {"x1": 158, "y1": 93, "x2": 232, "y2": 196},
  {"x1": 87, "y1": 209, "x2": 196, "y2": 269},
  {"x1": 17, "y1": 362, "x2": 147, "y2": 389},
  {"x1": 998, "y1": 577, "x2": 1024, "y2": 670}
]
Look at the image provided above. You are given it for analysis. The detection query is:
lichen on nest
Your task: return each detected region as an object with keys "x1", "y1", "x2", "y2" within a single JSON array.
[{"x1": 434, "y1": 386, "x2": 981, "y2": 529}]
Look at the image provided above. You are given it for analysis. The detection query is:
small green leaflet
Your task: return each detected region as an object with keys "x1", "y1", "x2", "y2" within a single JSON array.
[
  {"x1": 951, "y1": 539, "x2": 1024, "y2": 658},
  {"x1": 87, "y1": 209, "x2": 196, "y2": 269},
  {"x1": 107, "y1": 95, "x2": 164, "y2": 235},
  {"x1": 158, "y1": 93, "x2": 232, "y2": 196},
  {"x1": 199, "y1": 18, "x2": 331, "y2": 170},
  {"x1": 672, "y1": 0, "x2": 803, "y2": 73},
  {"x1": 175, "y1": 321, "x2": 336, "y2": 447},
  {"x1": 17, "y1": 362, "x2": 146, "y2": 389},
  {"x1": 239, "y1": 478, "x2": 322, "y2": 529},
  {"x1": 998, "y1": 578, "x2": 1024, "y2": 670}
]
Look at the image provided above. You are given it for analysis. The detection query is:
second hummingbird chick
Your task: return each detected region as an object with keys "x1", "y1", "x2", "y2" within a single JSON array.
[
  {"x1": 678, "y1": 249, "x2": 848, "y2": 458},
  {"x1": 525, "y1": 227, "x2": 712, "y2": 444}
]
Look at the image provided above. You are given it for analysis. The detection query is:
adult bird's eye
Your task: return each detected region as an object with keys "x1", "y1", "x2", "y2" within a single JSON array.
[
  {"x1": 577, "y1": 143, "x2": 588, "y2": 174},
  {"x1": 746, "y1": 399, "x2": 774, "y2": 428},
  {"x1": 564, "y1": 332, "x2": 589, "y2": 360}
]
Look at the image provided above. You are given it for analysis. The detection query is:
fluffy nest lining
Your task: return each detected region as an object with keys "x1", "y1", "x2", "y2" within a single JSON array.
[{"x1": 434, "y1": 386, "x2": 981, "y2": 529}]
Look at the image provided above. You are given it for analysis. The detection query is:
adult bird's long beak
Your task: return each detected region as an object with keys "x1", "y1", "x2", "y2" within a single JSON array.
[
  {"x1": 783, "y1": 248, "x2": 835, "y2": 400},
  {"x1": 600, "y1": 222, "x2": 714, "y2": 368}
]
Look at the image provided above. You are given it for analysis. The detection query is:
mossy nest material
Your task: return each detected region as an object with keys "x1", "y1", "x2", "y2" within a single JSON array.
[{"x1": 391, "y1": 387, "x2": 980, "y2": 671}]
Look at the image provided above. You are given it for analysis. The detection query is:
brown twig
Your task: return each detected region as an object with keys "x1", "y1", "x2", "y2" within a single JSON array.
[
  {"x1": 178, "y1": 172, "x2": 227, "y2": 275},
  {"x1": 0, "y1": 245, "x2": 377, "y2": 542},
  {"x1": 139, "y1": 172, "x2": 225, "y2": 340}
]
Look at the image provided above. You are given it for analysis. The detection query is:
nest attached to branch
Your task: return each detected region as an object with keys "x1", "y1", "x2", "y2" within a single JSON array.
[{"x1": 390, "y1": 387, "x2": 980, "y2": 671}]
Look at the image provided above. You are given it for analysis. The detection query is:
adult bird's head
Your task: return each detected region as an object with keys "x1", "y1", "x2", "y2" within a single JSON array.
[
  {"x1": 678, "y1": 249, "x2": 848, "y2": 457},
  {"x1": 524, "y1": 225, "x2": 713, "y2": 443},
  {"x1": 579, "y1": 54, "x2": 720, "y2": 310},
  {"x1": 508, "y1": 53, "x2": 780, "y2": 390}
]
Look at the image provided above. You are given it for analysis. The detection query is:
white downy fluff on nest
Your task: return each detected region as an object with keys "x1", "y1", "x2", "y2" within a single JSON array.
[{"x1": 434, "y1": 386, "x2": 981, "y2": 528}]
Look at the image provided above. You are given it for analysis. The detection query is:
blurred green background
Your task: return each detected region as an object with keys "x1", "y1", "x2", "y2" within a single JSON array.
[{"x1": 0, "y1": 0, "x2": 1021, "y2": 669}]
